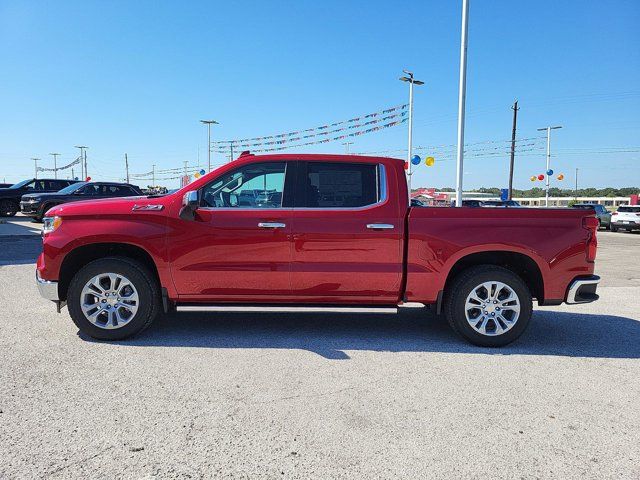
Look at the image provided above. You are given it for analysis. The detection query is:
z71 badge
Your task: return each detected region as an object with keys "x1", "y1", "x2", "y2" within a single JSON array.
[{"x1": 132, "y1": 204, "x2": 164, "y2": 211}]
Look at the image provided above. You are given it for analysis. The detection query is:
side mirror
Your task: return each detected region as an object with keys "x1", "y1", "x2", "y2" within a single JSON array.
[{"x1": 179, "y1": 191, "x2": 199, "y2": 221}]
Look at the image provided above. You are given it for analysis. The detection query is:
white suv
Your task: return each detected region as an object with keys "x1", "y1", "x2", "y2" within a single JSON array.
[{"x1": 611, "y1": 206, "x2": 640, "y2": 232}]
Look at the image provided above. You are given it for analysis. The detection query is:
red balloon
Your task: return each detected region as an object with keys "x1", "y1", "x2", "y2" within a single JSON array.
[
  {"x1": 404, "y1": 162, "x2": 409, "y2": 170},
  {"x1": 85, "y1": 176, "x2": 91, "y2": 181},
  {"x1": 537, "y1": 174, "x2": 544, "y2": 181}
]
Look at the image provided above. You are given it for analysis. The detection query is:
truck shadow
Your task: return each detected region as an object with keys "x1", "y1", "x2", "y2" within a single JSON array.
[
  {"x1": 0, "y1": 235, "x2": 42, "y2": 266},
  {"x1": 94, "y1": 308, "x2": 640, "y2": 360}
]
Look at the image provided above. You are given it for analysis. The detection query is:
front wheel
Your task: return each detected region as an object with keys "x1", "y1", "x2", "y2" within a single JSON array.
[
  {"x1": 67, "y1": 257, "x2": 160, "y2": 340},
  {"x1": 444, "y1": 265, "x2": 533, "y2": 347},
  {"x1": 611, "y1": 225, "x2": 618, "y2": 232}
]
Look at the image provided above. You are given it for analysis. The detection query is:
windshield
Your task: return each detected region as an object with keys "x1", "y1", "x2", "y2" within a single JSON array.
[
  {"x1": 573, "y1": 204, "x2": 596, "y2": 209},
  {"x1": 57, "y1": 182, "x2": 86, "y2": 194},
  {"x1": 618, "y1": 206, "x2": 640, "y2": 213},
  {"x1": 9, "y1": 179, "x2": 33, "y2": 189}
]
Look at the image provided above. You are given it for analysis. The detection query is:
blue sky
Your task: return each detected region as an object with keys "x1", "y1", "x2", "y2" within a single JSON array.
[{"x1": 1, "y1": 0, "x2": 638, "y2": 189}]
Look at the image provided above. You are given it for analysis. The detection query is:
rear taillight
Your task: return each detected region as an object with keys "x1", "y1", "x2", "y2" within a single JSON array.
[
  {"x1": 583, "y1": 216, "x2": 598, "y2": 262},
  {"x1": 612, "y1": 212, "x2": 618, "y2": 216}
]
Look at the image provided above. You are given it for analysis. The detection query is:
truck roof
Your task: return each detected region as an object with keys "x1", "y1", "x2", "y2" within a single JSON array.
[{"x1": 236, "y1": 152, "x2": 405, "y2": 164}]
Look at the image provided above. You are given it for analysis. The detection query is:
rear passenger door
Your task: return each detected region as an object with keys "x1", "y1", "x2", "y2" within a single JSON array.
[{"x1": 290, "y1": 160, "x2": 404, "y2": 303}]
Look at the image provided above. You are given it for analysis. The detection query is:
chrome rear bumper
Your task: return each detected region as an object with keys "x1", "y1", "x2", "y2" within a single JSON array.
[
  {"x1": 36, "y1": 271, "x2": 59, "y2": 301},
  {"x1": 566, "y1": 275, "x2": 600, "y2": 304}
]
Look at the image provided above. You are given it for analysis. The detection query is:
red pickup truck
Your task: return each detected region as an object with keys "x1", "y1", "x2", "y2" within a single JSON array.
[{"x1": 36, "y1": 153, "x2": 600, "y2": 347}]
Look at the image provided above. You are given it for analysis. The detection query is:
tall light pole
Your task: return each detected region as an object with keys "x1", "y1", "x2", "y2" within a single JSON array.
[
  {"x1": 574, "y1": 167, "x2": 579, "y2": 201},
  {"x1": 49, "y1": 153, "x2": 60, "y2": 179},
  {"x1": 125, "y1": 153, "x2": 130, "y2": 183},
  {"x1": 537, "y1": 125, "x2": 562, "y2": 207},
  {"x1": 342, "y1": 142, "x2": 353, "y2": 154},
  {"x1": 200, "y1": 120, "x2": 219, "y2": 171},
  {"x1": 152, "y1": 164, "x2": 156, "y2": 187},
  {"x1": 399, "y1": 70, "x2": 424, "y2": 200},
  {"x1": 455, "y1": 0, "x2": 470, "y2": 207},
  {"x1": 74, "y1": 146, "x2": 87, "y2": 179},
  {"x1": 31, "y1": 158, "x2": 40, "y2": 178}
]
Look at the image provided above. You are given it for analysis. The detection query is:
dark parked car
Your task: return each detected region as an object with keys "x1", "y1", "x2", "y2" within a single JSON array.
[
  {"x1": 572, "y1": 204, "x2": 611, "y2": 229},
  {"x1": 21, "y1": 181, "x2": 143, "y2": 221},
  {"x1": 0, "y1": 178, "x2": 79, "y2": 217},
  {"x1": 0, "y1": 183, "x2": 12, "y2": 188},
  {"x1": 451, "y1": 199, "x2": 484, "y2": 208},
  {"x1": 410, "y1": 198, "x2": 427, "y2": 207},
  {"x1": 482, "y1": 200, "x2": 521, "y2": 208}
]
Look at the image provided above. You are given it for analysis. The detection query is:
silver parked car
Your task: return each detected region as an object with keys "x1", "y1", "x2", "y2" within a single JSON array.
[{"x1": 572, "y1": 204, "x2": 611, "y2": 230}]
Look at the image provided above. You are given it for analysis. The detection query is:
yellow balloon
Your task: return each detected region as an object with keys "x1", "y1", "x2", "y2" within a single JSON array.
[
  {"x1": 425, "y1": 156, "x2": 435, "y2": 167},
  {"x1": 194, "y1": 172, "x2": 201, "y2": 178},
  {"x1": 530, "y1": 176, "x2": 536, "y2": 181}
]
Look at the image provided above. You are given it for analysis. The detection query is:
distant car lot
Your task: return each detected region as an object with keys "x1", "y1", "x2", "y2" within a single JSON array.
[{"x1": 0, "y1": 228, "x2": 638, "y2": 478}]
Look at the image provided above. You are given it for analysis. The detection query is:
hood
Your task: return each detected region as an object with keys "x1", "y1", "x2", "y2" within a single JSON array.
[
  {"x1": 22, "y1": 191, "x2": 63, "y2": 201},
  {"x1": 46, "y1": 195, "x2": 157, "y2": 217}
]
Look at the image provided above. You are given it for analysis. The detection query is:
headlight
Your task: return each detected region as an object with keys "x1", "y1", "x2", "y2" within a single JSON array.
[
  {"x1": 28, "y1": 198, "x2": 40, "y2": 203},
  {"x1": 42, "y1": 216, "x2": 62, "y2": 235}
]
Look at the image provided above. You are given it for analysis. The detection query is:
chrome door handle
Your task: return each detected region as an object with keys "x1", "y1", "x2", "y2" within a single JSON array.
[
  {"x1": 258, "y1": 222, "x2": 286, "y2": 229},
  {"x1": 367, "y1": 223, "x2": 394, "y2": 230}
]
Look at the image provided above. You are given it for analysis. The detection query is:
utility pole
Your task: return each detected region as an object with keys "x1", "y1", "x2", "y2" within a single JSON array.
[
  {"x1": 200, "y1": 120, "x2": 219, "y2": 171},
  {"x1": 183, "y1": 161, "x2": 188, "y2": 187},
  {"x1": 455, "y1": 0, "x2": 470, "y2": 207},
  {"x1": 536, "y1": 126, "x2": 562, "y2": 207},
  {"x1": 399, "y1": 70, "x2": 424, "y2": 201},
  {"x1": 229, "y1": 142, "x2": 234, "y2": 163},
  {"x1": 575, "y1": 168, "x2": 579, "y2": 201},
  {"x1": 152, "y1": 164, "x2": 156, "y2": 187},
  {"x1": 31, "y1": 158, "x2": 40, "y2": 178},
  {"x1": 74, "y1": 146, "x2": 87, "y2": 179},
  {"x1": 49, "y1": 153, "x2": 60, "y2": 179},
  {"x1": 125, "y1": 153, "x2": 130, "y2": 183},
  {"x1": 342, "y1": 142, "x2": 353, "y2": 154},
  {"x1": 507, "y1": 100, "x2": 519, "y2": 200}
]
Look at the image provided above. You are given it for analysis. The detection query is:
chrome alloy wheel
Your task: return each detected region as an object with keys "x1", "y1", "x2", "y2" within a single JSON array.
[
  {"x1": 80, "y1": 273, "x2": 139, "y2": 329},
  {"x1": 464, "y1": 281, "x2": 521, "y2": 336}
]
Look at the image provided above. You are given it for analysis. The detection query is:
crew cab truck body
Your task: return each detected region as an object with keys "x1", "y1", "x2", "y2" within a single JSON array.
[{"x1": 36, "y1": 153, "x2": 600, "y2": 346}]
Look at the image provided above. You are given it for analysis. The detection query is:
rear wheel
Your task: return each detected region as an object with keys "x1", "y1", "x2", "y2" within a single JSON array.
[
  {"x1": 0, "y1": 199, "x2": 18, "y2": 217},
  {"x1": 611, "y1": 225, "x2": 618, "y2": 232},
  {"x1": 444, "y1": 265, "x2": 533, "y2": 347},
  {"x1": 67, "y1": 257, "x2": 160, "y2": 340}
]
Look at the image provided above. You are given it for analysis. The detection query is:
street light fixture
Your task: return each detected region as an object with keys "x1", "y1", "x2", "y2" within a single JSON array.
[
  {"x1": 200, "y1": 120, "x2": 219, "y2": 171},
  {"x1": 31, "y1": 158, "x2": 41, "y2": 178},
  {"x1": 536, "y1": 126, "x2": 562, "y2": 207},
  {"x1": 399, "y1": 70, "x2": 424, "y2": 202}
]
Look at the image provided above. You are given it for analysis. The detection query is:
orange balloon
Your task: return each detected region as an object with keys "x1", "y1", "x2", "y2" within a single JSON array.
[{"x1": 557, "y1": 174, "x2": 564, "y2": 180}]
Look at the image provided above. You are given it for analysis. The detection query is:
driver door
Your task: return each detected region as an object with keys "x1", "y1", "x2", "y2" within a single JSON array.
[{"x1": 168, "y1": 161, "x2": 294, "y2": 301}]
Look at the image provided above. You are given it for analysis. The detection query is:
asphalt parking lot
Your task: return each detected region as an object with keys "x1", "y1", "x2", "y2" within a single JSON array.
[{"x1": 0, "y1": 220, "x2": 639, "y2": 479}]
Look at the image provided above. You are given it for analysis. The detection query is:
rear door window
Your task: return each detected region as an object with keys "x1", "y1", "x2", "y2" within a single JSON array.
[
  {"x1": 297, "y1": 162, "x2": 383, "y2": 208},
  {"x1": 618, "y1": 206, "x2": 640, "y2": 213}
]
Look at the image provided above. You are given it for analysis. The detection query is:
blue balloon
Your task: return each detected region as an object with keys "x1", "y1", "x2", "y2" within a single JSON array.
[
  {"x1": 411, "y1": 155, "x2": 421, "y2": 165},
  {"x1": 546, "y1": 169, "x2": 554, "y2": 176},
  {"x1": 200, "y1": 169, "x2": 206, "y2": 175}
]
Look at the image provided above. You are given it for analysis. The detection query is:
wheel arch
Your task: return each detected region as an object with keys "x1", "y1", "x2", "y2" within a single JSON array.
[
  {"x1": 58, "y1": 242, "x2": 161, "y2": 301},
  {"x1": 443, "y1": 250, "x2": 545, "y2": 303}
]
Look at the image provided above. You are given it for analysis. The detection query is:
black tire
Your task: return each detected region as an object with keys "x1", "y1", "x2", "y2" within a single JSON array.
[
  {"x1": 67, "y1": 257, "x2": 160, "y2": 340},
  {"x1": 0, "y1": 199, "x2": 18, "y2": 217},
  {"x1": 611, "y1": 225, "x2": 618, "y2": 232},
  {"x1": 444, "y1": 265, "x2": 533, "y2": 347}
]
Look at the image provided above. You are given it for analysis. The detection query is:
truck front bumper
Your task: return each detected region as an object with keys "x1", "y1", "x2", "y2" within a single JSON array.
[
  {"x1": 36, "y1": 271, "x2": 59, "y2": 301},
  {"x1": 566, "y1": 275, "x2": 600, "y2": 304}
]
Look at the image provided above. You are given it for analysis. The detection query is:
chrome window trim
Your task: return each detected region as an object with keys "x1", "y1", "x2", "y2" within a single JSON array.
[{"x1": 293, "y1": 163, "x2": 387, "y2": 211}]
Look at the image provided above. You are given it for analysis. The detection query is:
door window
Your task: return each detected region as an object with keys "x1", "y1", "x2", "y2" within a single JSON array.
[
  {"x1": 201, "y1": 162, "x2": 287, "y2": 208},
  {"x1": 298, "y1": 162, "x2": 383, "y2": 208}
]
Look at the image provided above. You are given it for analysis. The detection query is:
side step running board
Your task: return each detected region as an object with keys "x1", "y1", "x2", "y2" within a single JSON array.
[{"x1": 176, "y1": 305, "x2": 399, "y2": 314}]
